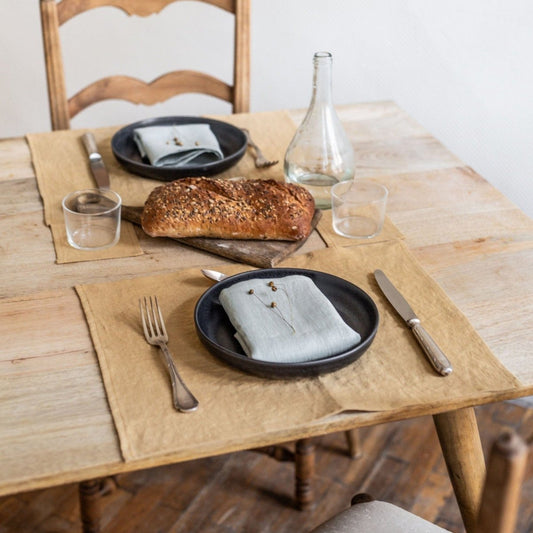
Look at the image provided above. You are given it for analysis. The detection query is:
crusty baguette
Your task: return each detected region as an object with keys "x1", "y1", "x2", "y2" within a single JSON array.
[{"x1": 141, "y1": 178, "x2": 315, "y2": 241}]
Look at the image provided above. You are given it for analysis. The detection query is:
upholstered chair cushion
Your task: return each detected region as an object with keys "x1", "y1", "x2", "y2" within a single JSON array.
[{"x1": 312, "y1": 500, "x2": 451, "y2": 533}]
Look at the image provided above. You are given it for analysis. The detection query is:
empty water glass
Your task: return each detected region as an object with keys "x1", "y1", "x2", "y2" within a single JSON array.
[
  {"x1": 331, "y1": 180, "x2": 388, "y2": 239},
  {"x1": 62, "y1": 189, "x2": 121, "y2": 250}
]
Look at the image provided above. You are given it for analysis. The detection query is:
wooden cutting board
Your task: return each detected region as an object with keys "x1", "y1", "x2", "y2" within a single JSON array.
[{"x1": 121, "y1": 206, "x2": 322, "y2": 268}]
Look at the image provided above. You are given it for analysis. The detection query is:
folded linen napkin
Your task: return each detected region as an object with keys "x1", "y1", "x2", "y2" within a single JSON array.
[
  {"x1": 133, "y1": 124, "x2": 224, "y2": 167},
  {"x1": 219, "y1": 275, "x2": 361, "y2": 363}
]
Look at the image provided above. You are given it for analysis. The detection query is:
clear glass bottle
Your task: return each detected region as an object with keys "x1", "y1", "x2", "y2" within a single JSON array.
[{"x1": 284, "y1": 52, "x2": 355, "y2": 209}]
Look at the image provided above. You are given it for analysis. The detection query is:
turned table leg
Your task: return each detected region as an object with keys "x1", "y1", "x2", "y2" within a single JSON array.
[
  {"x1": 79, "y1": 477, "x2": 115, "y2": 533},
  {"x1": 433, "y1": 407, "x2": 486, "y2": 533},
  {"x1": 295, "y1": 438, "x2": 315, "y2": 510}
]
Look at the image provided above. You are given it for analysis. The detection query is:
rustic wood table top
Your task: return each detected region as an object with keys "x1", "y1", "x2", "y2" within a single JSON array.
[{"x1": 1, "y1": 101, "x2": 532, "y2": 531}]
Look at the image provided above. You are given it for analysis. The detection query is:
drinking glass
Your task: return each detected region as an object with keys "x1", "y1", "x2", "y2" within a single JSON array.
[
  {"x1": 62, "y1": 189, "x2": 121, "y2": 250},
  {"x1": 331, "y1": 180, "x2": 388, "y2": 239}
]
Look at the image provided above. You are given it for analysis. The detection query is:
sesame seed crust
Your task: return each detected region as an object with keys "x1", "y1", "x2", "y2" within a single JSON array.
[{"x1": 141, "y1": 178, "x2": 315, "y2": 240}]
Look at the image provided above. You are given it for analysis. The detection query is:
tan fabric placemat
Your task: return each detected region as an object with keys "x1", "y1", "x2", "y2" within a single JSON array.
[
  {"x1": 27, "y1": 128, "x2": 143, "y2": 264},
  {"x1": 317, "y1": 210, "x2": 404, "y2": 247},
  {"x1": 284, "y1": 241, "x2": 521, "y2": 410},
  {"x1": 209, "y1": 110, "x2": 295, "y2": 182},
  {"x1": 26, "y1": 110, "x2": 297, "y2": 264},
  {"x1": 76, "y1": 240, "x2": 520, "y2": 462}
]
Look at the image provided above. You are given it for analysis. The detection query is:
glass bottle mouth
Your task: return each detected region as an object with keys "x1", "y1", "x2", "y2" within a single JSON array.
[{"x1": 314, "y1": 51, "x2": 332, "y2": 60}]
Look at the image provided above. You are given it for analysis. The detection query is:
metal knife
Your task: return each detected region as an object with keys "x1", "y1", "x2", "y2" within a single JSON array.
[
  {"x1": 201, "y1": 269, "x2": 228, "y2": 282},
  {"x1": 81, "y1": 132, "x2": 110, "y2": 189},
  {"x1": 374, "y1": 269, "x2": 453, "y2": 376}
]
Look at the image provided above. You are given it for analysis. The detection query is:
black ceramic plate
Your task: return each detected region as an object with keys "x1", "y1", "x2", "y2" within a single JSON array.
[
  {"x1": 111, "y1": 116, "x2": 247, "y2": 181},
  {"x1": 194, "y1": 268, "x2": 379, "y2": 379}
]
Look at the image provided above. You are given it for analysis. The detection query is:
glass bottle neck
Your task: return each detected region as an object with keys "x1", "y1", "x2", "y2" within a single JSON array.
[{"x1": 311, "y1": 52, "x2": 333, "y2": 106}]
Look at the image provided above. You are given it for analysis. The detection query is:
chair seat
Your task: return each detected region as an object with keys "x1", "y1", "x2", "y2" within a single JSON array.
[{"x1": 311, "y1": 500, "x2": 451, "y2": 533}]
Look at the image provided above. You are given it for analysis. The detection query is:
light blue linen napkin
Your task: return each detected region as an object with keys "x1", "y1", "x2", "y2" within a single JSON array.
[
  {"x1": 219, "y1": 275, "x2": 361, "y2": 363},
  {"x1": 133, "y1": 124, "x2": 223, "y2": 167}
]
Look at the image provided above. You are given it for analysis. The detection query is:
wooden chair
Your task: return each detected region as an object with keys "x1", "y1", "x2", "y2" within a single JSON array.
[
  {"x1": 311, "y1": 431, "x2": 530, "y2": 533},
  {"x1": 39, "y1": 0, "x2": 250, "y2": 130}
]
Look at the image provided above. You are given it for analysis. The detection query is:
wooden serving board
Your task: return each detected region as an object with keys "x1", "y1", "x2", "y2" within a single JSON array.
[{"x1": 121, "y1": 206, "x2": 322, "y2": 268}]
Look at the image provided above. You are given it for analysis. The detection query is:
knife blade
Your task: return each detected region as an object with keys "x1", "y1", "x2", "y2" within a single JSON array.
[
  {"x1": 81, "y1": 132, "x2": 110, "y2": 189},
  {"x1": 374, "y1": 269, "x2": 452, "y2": 376}
]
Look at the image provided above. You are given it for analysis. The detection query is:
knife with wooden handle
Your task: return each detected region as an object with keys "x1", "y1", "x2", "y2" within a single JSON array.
[
  {"x1": 374, "y1": 269, "x2": 453, "y2": 376},
  {"x1": 81, "y1": 132, "x2": 110, "y2": 189}
]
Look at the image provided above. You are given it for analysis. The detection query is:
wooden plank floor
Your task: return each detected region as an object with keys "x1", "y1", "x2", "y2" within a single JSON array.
[{"x1": 0, "y1": 401, "x2": 531, "y2": 533}]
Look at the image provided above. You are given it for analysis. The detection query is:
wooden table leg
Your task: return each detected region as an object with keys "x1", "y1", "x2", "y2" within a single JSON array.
[
  {"x1": 79, "y1": 477, "x2": 115, "y2": 533},
  {"x1": 433, "y1": 407, "x2": 486, "y2": 533},
  {"x1": 295, "y1": 438, "x2": 315, "y2": 510},
  {"x1": 344, "y1": 429, "x2": 362, "y2": 458}
]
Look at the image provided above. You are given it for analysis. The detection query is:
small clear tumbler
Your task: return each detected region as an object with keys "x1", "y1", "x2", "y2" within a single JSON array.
[
  {"x1": 331, "y1": 180, "x2": 388, "y2": 239},
  {"x1": 62, "y1": 189, "x2": 121, "y2": 250}
]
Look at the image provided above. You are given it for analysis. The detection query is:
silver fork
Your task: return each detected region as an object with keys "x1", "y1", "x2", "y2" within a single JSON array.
[
  {"x1": 139, "y1": 296, "x2": 199, "y2": 413},
  {"x1": 242, "y1": 128, "x2": 279, "y2": 168}
]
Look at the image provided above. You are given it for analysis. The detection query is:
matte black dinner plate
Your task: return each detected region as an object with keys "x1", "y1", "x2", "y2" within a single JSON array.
[
  {"x1": 111, "y1": 116, "x2": 247, "y2": 181},
  {"x1": 194, "y1": 268, "x2": 379, "y2": 379}
]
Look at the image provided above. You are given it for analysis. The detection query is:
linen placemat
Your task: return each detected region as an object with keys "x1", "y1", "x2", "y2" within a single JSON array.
[
  {"x1": 209, "y1": 110, "x2": 295, "y2": 182},
  {"x1": 76, "y1": 240, "x2": 520, "y2": 462},
  {"x1": 27, "y1": 127, "x2": 143, "y2": 264},
  {"x1": 26, "y1": 111, "x2": 296, "y2": 264},
  {"x1": 284, "y1": 241, "x2": 521, "y2": 410},
  {"x1": 316, "y1": 210, "x2": 404, "y2": 248}
]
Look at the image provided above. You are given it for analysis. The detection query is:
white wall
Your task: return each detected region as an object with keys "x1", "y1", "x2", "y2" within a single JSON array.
[{"x1": 2, "y1": 1, "x2": 532, "y2": 217}]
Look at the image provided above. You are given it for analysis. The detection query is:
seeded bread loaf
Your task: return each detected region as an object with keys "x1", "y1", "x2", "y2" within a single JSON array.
[{"x1": 141, "y1": 178, "x2": 315, "y2": 241}]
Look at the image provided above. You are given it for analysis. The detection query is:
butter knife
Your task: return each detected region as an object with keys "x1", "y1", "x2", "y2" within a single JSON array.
[
  {"x1": 374, "y1": 269, "x2": 453, "y2": 376},
  {"x1": 201, "y1": 269, "x2": 227, "y2": 282},
  {"x1": 81, "y1": 132, "x2": 110, "y2": 189}
]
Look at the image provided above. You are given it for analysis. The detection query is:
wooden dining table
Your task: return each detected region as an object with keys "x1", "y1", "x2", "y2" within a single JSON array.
[{"x1": 1, "y1": 101, "x2": 532, "y2": 533}]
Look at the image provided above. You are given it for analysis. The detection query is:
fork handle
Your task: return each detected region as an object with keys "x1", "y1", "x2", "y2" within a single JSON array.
[
  {"x1": 246, "y1": 137, "x2": 265, "y2": 159},
  {"x1": 243, "y1": 128, "x2": 269, "y2": 167},
  {"x1": 158, "y1": 343, "x2": 199, "y2": 412}
]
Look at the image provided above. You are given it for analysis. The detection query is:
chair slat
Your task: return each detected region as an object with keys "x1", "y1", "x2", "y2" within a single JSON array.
[
  {"x1": 57, "y1": 0, "x2": 235, "y2": 25},
  {"x1": 68, "y1": 72, "x2": 232, "y2": 119}
]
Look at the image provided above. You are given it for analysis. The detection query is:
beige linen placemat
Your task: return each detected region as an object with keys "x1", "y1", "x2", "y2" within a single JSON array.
[
  {"x1": 27, "y1": 128, "x2": 143, "y2": 264},
  {"x1": 284, "y1": 241, "x2": 521, "y2": 410},
  {"x1": 26, "y1": 111, "x2": 297, "y2": 264},
  {"x1": 76, "y1": 270, "x2": 340, "y2": 462},
  {"x1": 210, "y1": 110, "x2": 295, "y2": 182},
  {"x1": 76, "y1": 240, "x2": 520, "y2": 462}
]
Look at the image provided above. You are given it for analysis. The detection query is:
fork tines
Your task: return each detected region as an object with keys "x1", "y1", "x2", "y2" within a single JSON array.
[{"x1": 139, "y1": 296, "x2": 167, "y2": 343}]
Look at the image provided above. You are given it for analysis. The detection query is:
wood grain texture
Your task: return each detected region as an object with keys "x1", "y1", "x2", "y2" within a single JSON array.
[
  {"x1": 0, "y1": 402, "x2": 530, "y2": 532},
  {"x1": 40, "y1": 0, "x2": 250, "y2": 128},
  {"x1": 0, "y1": 102, "x2": 532, "y2": 531},
  {"x1": 68, "y1": 72, "x2": 233, "y2": 119},
  {"x1": 433, "y1": 408, "x2": 487, "y2": 532},
  {"x1": 40, "y1": 0, "x2": 70, "y2": 130},
  {"x1": 57, "y1": 0, "x2": 236, "y2": 24},
  {"x1": 0, "y1": 139, "x2": 35, "y2": 182},
  {"x1": 233, "y1": 0, "x2": 251, "y2": 113}
]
